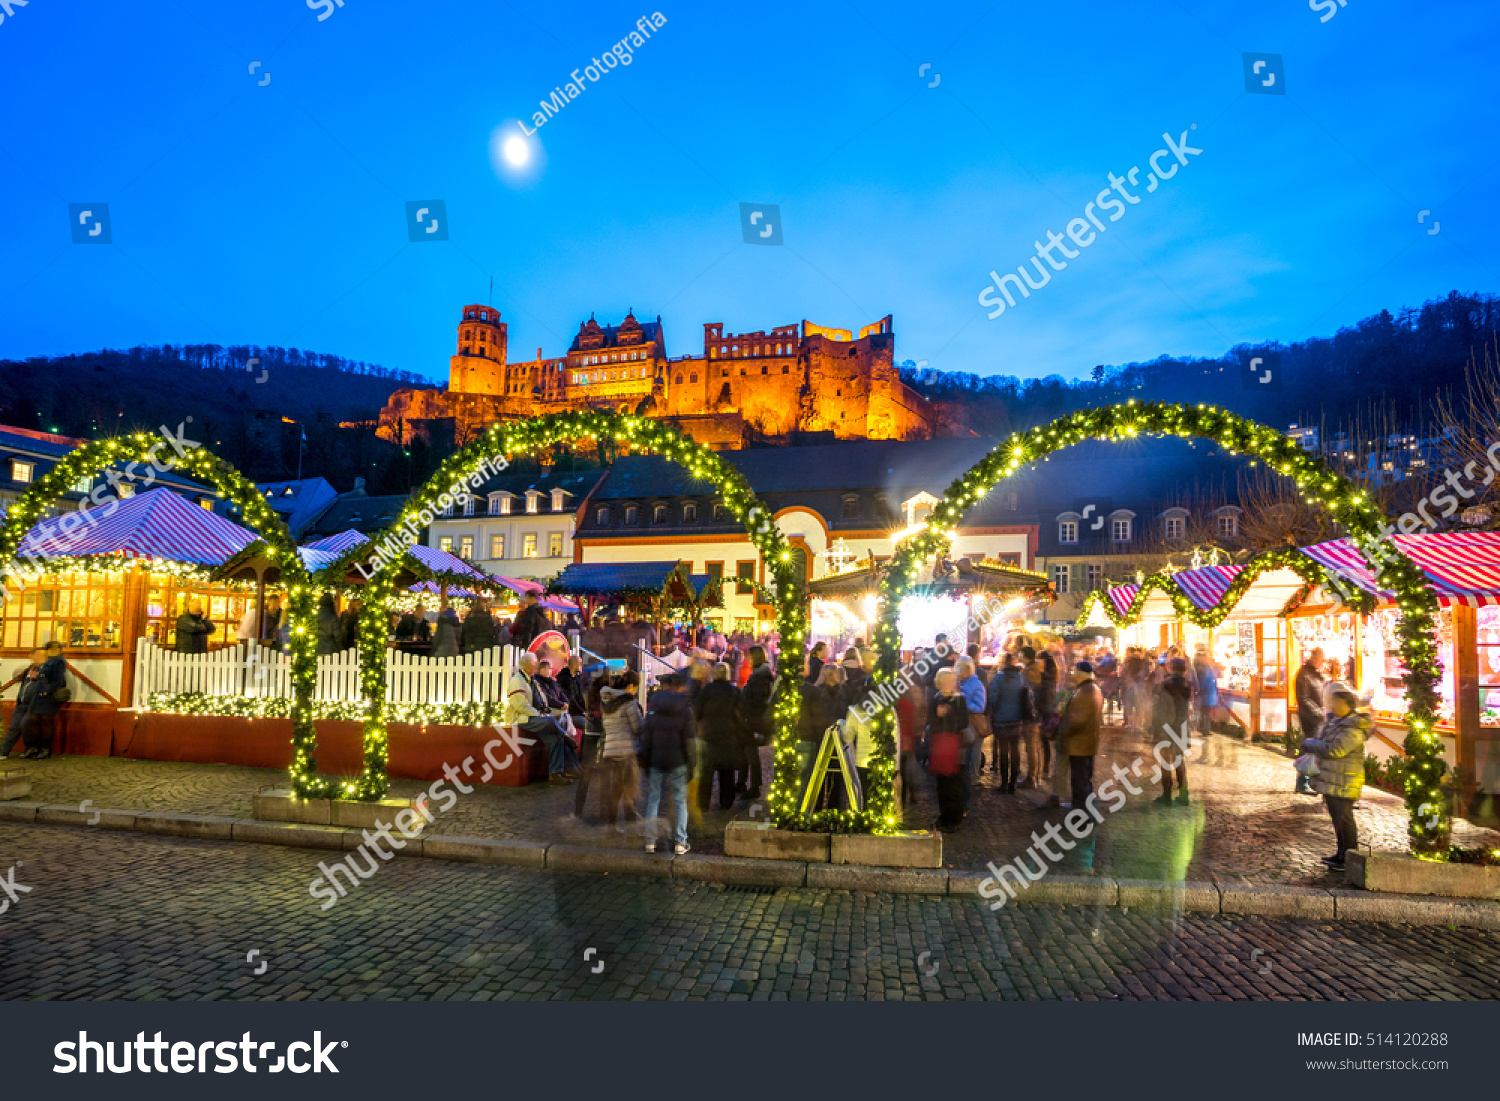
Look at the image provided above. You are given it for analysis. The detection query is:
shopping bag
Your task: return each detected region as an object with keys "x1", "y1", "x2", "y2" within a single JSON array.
[{"x1": 1294, "y1": 753, "x2": 1320, "y2": 777}]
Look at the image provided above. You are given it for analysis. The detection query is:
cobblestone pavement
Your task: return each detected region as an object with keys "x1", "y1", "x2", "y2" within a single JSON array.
[
  {"x1": 0, "y1": 824, "x2": 1496, "y2": 1001},
  {"x1": 8, "y1": 723, "x2": 1498, "y2": 885}
]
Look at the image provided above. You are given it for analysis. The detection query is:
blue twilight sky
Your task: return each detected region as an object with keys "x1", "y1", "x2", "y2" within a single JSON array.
[{"x1": 0, "y1": 0, "x2": 1495, "y2": 384}]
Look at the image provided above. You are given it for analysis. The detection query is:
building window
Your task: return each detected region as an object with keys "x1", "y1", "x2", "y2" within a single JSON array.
[
  {"x1": 761, "y1": 365, "x2": 768, "y2": 375},
  {"x1": 1052, "y1": 565, "x2": 1070, "y2": 594},
  {"x1": 1058, "y1": 521, "x2": 1078, "y2": 544},
  {"x1": 713, "y1": 503, "x2": 727, "y2": 522},
  {"x1": 526, "y1": 494, "x2": 538, "y2": 515},
  {"x1": 548, "y1": 533, "x2": 563, "y2": 557},
  {"x1": 596, "y1": 506, "x2": 610, "y2": 525},
  {"x1": 653, "y1": 504, "x2": 667, "y2": 524},
  {"x1": 118, "y1": 484, "x2": 135, "y2": 498},
  {"x1": 459, "y1": 536, "x2": 474, "y2": 559},
  {"x1": 1087, "y1": 564, "x2": 1103, "y2": 591},
  {"x1": 72, "y1": 474, "x2": 92, "y2": 494},
  {"x1": 736, "y1": 560, "x2": 756, "y2": 595},
  {"x1": 440, "y1": 502, "x2": 454, "y2": 517},
  {"x1": 523, "y1": 534, "x2": 537, "y2": 558},
  {"x1": 439, "y1": 537, "x2": 454, "y2": 553},
  {"x1": 625, "y1": 505, "x2": 639, "y2": 525},
  {"x1": 1217, "y1": 514, "x2": 1238, "y2": 538},
  {"x1": 463, "y1": 496, "x2": 475, "y2": 517},
  {"x1": 705, "y1": 561, "x2": 724, "y2": 584},
  {"x1": 841, "y1": 496, "x2": 859, "y2": 519},
  {"x1": 689, "y1": 374, "x2": 697, "y2": 383},
  {"x1": 490, "y1": 535, "x2": 505, "y2": 558},
  {"x1": 551, "y1": 489, "x2": 564, "y2": 512},
  {"x1": 675, "y1": 375, "x2": 683, "y2": 385},
  {"x1": 683, "y1": 503, "x2": 698, "y2": 522},
  {"x1": 1165, "y1": 517, "x2": 1184, "y2": 540},
  {"x1": 199, "y1": 498, "x2": 214, "y2": 511},
  {"x1": 1112, "y1": 518, "x2": 1131, "y2": 542}
]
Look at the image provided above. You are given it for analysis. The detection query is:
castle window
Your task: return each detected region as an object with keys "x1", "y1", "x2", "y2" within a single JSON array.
[
  {"x1": 625, "y1": 505, "x2": 639, "y2": 524},
  {"x1": 774, "y1": 344, "x2": 781, "y2": 355},
  {"x1": 683, "y1": 503, "x2": 698, "y2": 522},
  {"x1": 690, "y1": 374, "x2": 697, "y2": 383},
  {"x1": 836, "y1": 390, "x2": 841, "y2": 397},
  {"x1": 753, "y1": 345, "x2": 760, "y2": 355},
  {"x1": 782, "y1": 365, "x2": 789, "y2": 374},
  {"x1": 732, "y1": 345, "x2": 739, "y2": 354},
  {"x1": 653, "y1": 504, "x2": 667, "y2": 524},
  {"x1": 675, "y1": 375, "x2": 683, "y2": 385},
  {"x1": 709, "y1": 347, "x2": 716, "y2": 358},
  {"x1": 740, "y1": 369, "x2": 746, "y2": 376},
  {"x1": 761, "y1": 366, "x2": 768, "y2": 375},
  {"x1": 721, "y1": 369, "x2": 728, "y2": 378}
]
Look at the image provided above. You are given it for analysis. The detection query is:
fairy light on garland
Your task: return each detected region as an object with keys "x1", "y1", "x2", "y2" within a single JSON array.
[
  {"x1": 339, "y1": 411, "x2": 809, "y2": 817},
  {"x1": 0, "y1": 432, "x2": 328, "y2": 799},
  {"x1": 871, "y1": 402, "x2": 1452, "y2": 856}
]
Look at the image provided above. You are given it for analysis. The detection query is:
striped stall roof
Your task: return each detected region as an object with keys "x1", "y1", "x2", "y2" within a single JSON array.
[
  {"x1": 302, "y1": 530, "x2": 370, "y2": 556},
  {"x1": 16, "y1": 487, "x2": 258, "y2": 566},
  {"x1": 1171, "y1": 563, "x2": 1245, "y2": 611},
  {"x1": 1300, "y1": 532, "x2": 1500, "y2": 607},
  {"x1": 301, "y1": 530, "x2": 491, "y2": 584},
  {"x1": 1106, "y1": 584, "x2": 1139, "y2": 618}
]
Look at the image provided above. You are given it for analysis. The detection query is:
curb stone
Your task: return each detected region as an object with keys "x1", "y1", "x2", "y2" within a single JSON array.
[{"x1": 9, "y1": 803, "x2": 1500, "y2": 929}]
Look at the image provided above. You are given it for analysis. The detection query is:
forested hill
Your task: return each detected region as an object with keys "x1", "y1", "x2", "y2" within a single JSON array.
[
  {"x1": 901, "y1": 290, "x2": 1500, "y2": 436},
  {"x1": 0, "y1": 343, "x2": 431, "y2": 440}
]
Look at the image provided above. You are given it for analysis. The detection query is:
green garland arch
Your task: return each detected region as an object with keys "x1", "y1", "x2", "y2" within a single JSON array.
[
  {"x1": 0, "y1": 432, "x2": 330, "y2": 798},
  {"x1": 870, "y1": 401, "x2": 1450, "y2": 856},
  {"x1": 324, "y1": 411, "x2": 812, "y2": 815}
]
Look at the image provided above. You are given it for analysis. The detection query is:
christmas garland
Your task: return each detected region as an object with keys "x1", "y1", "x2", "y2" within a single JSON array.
[
  {"x1": 147, "y1": 691, "x2": 508, "y2": 727},
  {"x1": 871, "y1": 402, "x2": 1450, "y2": 855}
]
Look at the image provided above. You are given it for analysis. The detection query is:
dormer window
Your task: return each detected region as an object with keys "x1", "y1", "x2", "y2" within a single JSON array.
[
  {"x1": 1059, "y1": 521, "x2": 1078, "y2": 544},
  {"x1": 1112, "y1": 518, "x2": 1131, "y2": 542},
  {"x1": 463, "y1": 495, "x2": 476, "y2": 517},
  {"x1": 551, "y1": 488, "x2": 565, "y2": 512},
  {"x1": 625, "y1": 505, "x2": 639, "y2": 525},
  {"x1": 683, "y1": 502, "x2": 698, "y2": 523},
  {"x1": 1217, "y1": 513, "x2": 1238, "y2": 538},
  {"x1": 1165, "y1": 517, "x2": 1184, "y2": 540},
  {"x1": 10, "y1": 460, "x2": 33, "y2": 484},
  {"x1": 713, "y1": 503, "x2": 727, "y2": 522},
  {"x1": 653, "y1": 504, "x2": 667, "y2": 524},
  {"x1": 841, "y1": 495, "x2": 859, "y2": 519},
  {"x1": 526, "y1": 492, "x2": 539, "y2": 515},
  {"x1": 596, "y1": 506, "x2": 610, "y2": 525}
]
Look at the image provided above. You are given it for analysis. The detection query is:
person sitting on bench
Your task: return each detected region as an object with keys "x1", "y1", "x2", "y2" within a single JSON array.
[{"x1": 503, "y1": 651, "x2": 581, "y2": 785}]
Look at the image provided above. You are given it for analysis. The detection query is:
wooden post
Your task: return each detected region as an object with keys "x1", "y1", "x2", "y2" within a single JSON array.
[
  {"x1": 1454, "y1": 604, "x2": 1479, "y2": 797},
  {"x1": 118, "y1": 566, "x2": 148, "y2": 711}
]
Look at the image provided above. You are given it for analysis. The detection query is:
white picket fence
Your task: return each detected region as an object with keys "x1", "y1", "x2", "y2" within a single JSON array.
[{"x1": 131, "y1": 639, "x2": 518, "y2": 710}]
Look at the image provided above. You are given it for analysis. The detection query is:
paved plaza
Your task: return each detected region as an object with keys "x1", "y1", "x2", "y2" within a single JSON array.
[
  {"x1": 0, "y1": 823, "x2": 1496, "y2": 1001},
  {"x1": 11, "y1": 724, "x2": 1497, "y2": 886}
]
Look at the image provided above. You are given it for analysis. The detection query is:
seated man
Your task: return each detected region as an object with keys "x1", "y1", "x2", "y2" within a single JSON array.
[{"x1": 503, "y1": 652, "x2": 580, "y2": 785}]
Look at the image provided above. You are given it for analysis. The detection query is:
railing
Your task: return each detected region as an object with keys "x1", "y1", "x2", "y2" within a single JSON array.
[{"x1": 131, "y1": 639, "x2": 519, "y2": 709}]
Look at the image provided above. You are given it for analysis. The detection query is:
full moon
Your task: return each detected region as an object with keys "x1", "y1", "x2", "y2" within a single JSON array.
[{"x1": 503, "y1": 134, "x2": 530, "y2": 167}]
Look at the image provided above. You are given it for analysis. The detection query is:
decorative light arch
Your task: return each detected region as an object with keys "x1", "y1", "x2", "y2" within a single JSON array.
[
  {"x1": 869, "y1": 402, "x2": 1448, "y2": 855},
  {"x1": 326, "y1": 412, "x2": 811, "y2": 811},
  {"x1": 0, "y1": 433, "x2": 329, "y2": 797}
]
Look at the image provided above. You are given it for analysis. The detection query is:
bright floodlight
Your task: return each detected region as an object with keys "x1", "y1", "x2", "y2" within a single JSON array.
[
  {"x1": 490, "y1": 122, "x2": 545, "y2": 187},
  {"x1": 503, "y1": 135, "x2": 529, "y2": 166}
]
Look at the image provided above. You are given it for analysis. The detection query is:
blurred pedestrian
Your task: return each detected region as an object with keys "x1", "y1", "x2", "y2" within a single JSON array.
[
  {"x1": 431, "y1": 606, "x2": 461, "y2": 657},
  {"x1": 806, "y1": 641, "x2": 828, "y2": 685},
  {"x1": 1, "y1": 649, "x2": 44, "y2": 760},
  {"x1": 693, "y1": 662, "x2": 742, "y2": 810},
  {"x1": 599, "y1": 671, "x2": 643, "y2": 829},
  {"x1": 1056, "y1": 661, "x2": 1103, "y2": 812},
  {"x1": 1294, "y1": 647, "x2": 1326, "y2": 795},
  {"x1": 1301, "y1": 688, "x2": 1368, "y2": 870},
  {"x1": 1153, "y1": 657, "x2": 1193, "y2": 805},
  {"x1": 461, "y1": 597, "x2": 500, "y2": 653},
  {"x1": 986, "y1": 652, "x2": 1032, "y2": 793},
  {"x1": 925, "y1": 668, "x2": 969, "y2": 831},
  {"x1": 738, "y1": 644, "x2": 774, "y2": 799},
  {"x1": 640, "y1": 673, "x2": 694, "y2": 854},
  {"x1": 315, "y1": 593, "x2": 343, "y2": 655}
]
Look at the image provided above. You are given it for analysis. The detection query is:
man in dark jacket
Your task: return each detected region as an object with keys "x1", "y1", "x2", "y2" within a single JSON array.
[
  {"x1": 986, "y1": 653, "x2": 1033, "y2": 793},
  {"x1": 692, "y1": 663, "x2": 743, "y2": 810},
  {"x1": 23, "y1": 641, "x2": 68, "y2": 759},
  {"x1": 1, "y1": 648, "x2": 44, "y2": 759},
  {"x1": 739, "y1": 645, "x2": 775, "y2": 798},
  {"x1": 460, "y1": 598, "x2": 501, "y2": 654},
  {"x1": 339, "y1": 598, "x2": 363, "y2": 651},
  {"x1": 640, "y1": 674, "x2": 694, "y2": 854},
  {"x1": 174, "y1": 599, "x2": 213, "y2": 653},
  {"x1": 1293, "y1": 647, "x2": 1326, "y2": 795},
  {"x1": 315, "y1": 594, "x2": 344, "y2": 655},
  {"x1": 261, "y1": 593, "x2": 284, "y2": 645},
  {"x1": 511, "y1": 592, "x2": 551, "y2": 650}
]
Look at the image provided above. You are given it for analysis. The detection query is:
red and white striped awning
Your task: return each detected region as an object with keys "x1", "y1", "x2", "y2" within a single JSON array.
[
  {"x1": 1171, "y1": 564, "x2": 1245, "y2": 610},
  {"x1": 1301, "y1": 532, "x2": 1500, "y2": 607},
  {"x1": 16, "y1": 488, "x2": 258, "y2": 566},
  {"x1": 1107, "y1": 584, "x2": 1139, "y2": 618}
]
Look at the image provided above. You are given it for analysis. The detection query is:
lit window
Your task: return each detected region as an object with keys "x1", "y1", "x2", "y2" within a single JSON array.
[
  {"x1": 548, "y1": 533, "x2": 563, "y2": 557},
  {"x1": 1052, "y1": 565, "x2": 1070, "y2": 594},
  {"x1": 72, "y1": 474, "x2": 92, "y2": 494},
  {"x1": 459, "y1": 536, "x2": 474, "y2": 559},
  {"x1": 11, "y1": 461, "x2": 33, "y2": 484},
  {"x1": 1112, "y1": 519, "x2": 1131, "y2": 542},
  {"x1": 119, "y1": 484, "x2": 135, "y2": 499},
  {"x1": 523, "y1": 534, "x2": 537, "y2": 558},
  {"x1": 1058, "y1": 521, "x2": 1078, "y2": 544},
  {"x1": 1217, "y1": 514, "x2": 1238, "y2": 538},
  {"x1": 199, "y1": 498, "x2": 214, "y2": 511},
  {"x1": 439, "y1": 537, "x2": 454, "y2": 553},
  {"x1": 526, "y1": 494, "x2": 538, "y2": 515},
  {"x1": 551, "y1": 488, "x2": 564, "y2": 511},
  {"x1": 490, "y1": 534, "x2": 505, "y2": 558},
  {"x1": 1165, "y1": 517, "x2": 1184, "y2": 540}
]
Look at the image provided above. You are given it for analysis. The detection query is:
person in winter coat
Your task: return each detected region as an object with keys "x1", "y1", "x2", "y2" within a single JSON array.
[
  {"x1": 986, "y1": 653, "x2": 1033, "y2": 793},
  {"x1": 460, "y1": 598, "x2": 501, "y2": 654},
  {"x1": 1301, "y1": 688, "x2": 1368, "y2": 870},
  {"x1": 797, "y1": 664, "x2": 845, "y2": 794},
  {"x1": 598, "y1": 673, "x2": 643, "y2": 828},
  {"x1": 2, "y1": 649, "x2": 45, "y2": 759},
  {"x1": 738, "y1": 645, "x2": 775, "y2": 799},
  {"x1": 639, "y1": 673, "x2": 695, "y2": 854},
  {"x1": 896, "y1": 679, "x2": 924, "y2": 808},
  {"x1": 839, "y1": 649, "x2": 872, "y2": 709},
  {"x1": 805, "y1": 641, "x2": 828, "y2": 685},
  {"x1": 340, "y1": 598, "x2": 363, "y2": 651},
  {"x1": 1293, "y1": 647, "x2": 1326, "y2": 795},
  {"x1": 693, "y1": 663, "x2": 743, "y2": 810},
  {"x1": 1152, "y1": 658, "x2": 1193, "y2": 805},
  {"x1": 174, "y1": 599, "x2": 213, "y2": 653},
  {"x1": 22, "y1": 641, "x2": 67, "y2": 759},
  {"x1": 431, "y1": 607, "x2": 461, "y2": 657},
  {"x1": 510, "y1": 592, "x2": 551, "y2": 650},
  {"x1": 311, "y1": 594, "x2": 343, "y2": 655},
  {"x1": 502, "y1": 651, "x2": 579, "y2": 783},
  {"x1": 1056, "y1": 662, "x2": 1103, "y2": 812},
  {"x1": 926, "y1": 669, "x2": 970, "y2": 831}
]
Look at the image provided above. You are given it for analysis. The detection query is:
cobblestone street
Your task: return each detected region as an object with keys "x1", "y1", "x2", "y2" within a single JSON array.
[
  {"x1": 0, "y1": 823, "x2": 1496, "y2": 1001},
  {"x1": 11, "y1": 725, "x2": 1497, "y2": 886}
]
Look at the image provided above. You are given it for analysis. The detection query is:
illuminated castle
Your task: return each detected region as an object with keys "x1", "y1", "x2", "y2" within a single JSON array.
[{"x1": 377, "y1": 305, "x2": 935, "y2": 449}]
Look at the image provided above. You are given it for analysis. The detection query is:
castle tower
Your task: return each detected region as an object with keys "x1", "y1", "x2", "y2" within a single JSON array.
[{"x1": 448, "y1": 305, "x2": 506, "y2": 396}]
